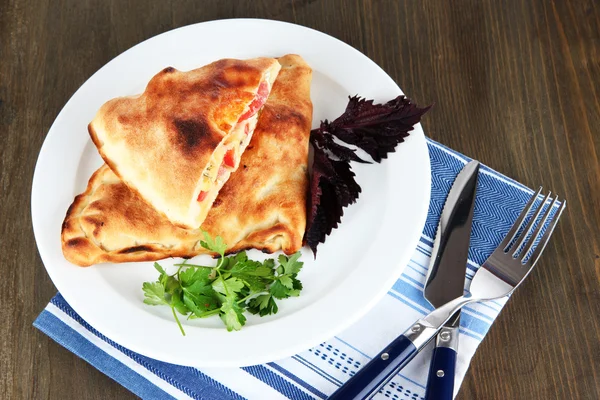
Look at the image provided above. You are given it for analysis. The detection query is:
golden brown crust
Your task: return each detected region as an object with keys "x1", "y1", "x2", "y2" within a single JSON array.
[
  {"x1": 89, "y1": 57, "x2": 281, "y2": 228},
  {"x1": 62, "y1": 55, "x2": 312, "y2": 266}
]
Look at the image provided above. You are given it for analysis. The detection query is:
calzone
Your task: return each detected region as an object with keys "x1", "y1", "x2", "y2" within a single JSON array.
[{"x1": 62, "y1": 55, "x2": 312, "y2": 266}]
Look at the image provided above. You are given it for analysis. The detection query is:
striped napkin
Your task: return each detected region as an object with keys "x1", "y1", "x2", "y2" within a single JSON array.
[{"x1": 34, "y1": 138, "x2": 535, "y2": 400}]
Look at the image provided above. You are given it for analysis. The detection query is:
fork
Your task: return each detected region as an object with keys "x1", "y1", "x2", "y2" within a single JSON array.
[{"x1": 328, "y1": 188, "x2": 566, "y2": 400}]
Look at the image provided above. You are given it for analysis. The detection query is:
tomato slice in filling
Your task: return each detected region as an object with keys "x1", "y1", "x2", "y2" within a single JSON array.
[
  {"x1": 197, "y1": 191, "x2": 208, "y2": 202},
  {"x1": 239, "y1": 81, "x2": 269, "y2": 122},
  {"x1": 223, "y1": 149, "x2": 236, "y2": 168}
]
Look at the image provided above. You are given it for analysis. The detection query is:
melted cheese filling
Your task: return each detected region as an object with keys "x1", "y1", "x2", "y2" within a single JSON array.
[
  {"x1": 198, "y1": 116, "x2": 255, "y2": 194},
  {"x1": 188, "y1": 75, "x2": 272, "y2": 226}
]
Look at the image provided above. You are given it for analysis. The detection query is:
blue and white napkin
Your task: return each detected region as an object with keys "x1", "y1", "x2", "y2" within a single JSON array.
[{"x1": 34, "y1": 138, "x2": 536, "y2": 399}]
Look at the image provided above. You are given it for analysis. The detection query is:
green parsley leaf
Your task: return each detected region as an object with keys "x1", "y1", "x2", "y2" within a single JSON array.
[
  {"x1": 228, "y1": 259, "x2": 273, "y2": 292},
  {"x1": 248, "y1": 294, "x2": 271, "y2": 311},
  {"x1": 262, "y1": 258, "x2": 275, "y2": 270},
  {"x1": 288, "y1": 277, "x2": 303, "y2": 297},
  {"x1": 212, "y1": 276, "x2": 245, "y2": 296},
  {"x1": 182, "y1": 279, "x2": 220, "y2": 313},
  {"x1": 278, "y1": 275, "x2": 294, "y2": 289},
  {"x1": 142, "y1": 281, "x2": 168, "y2": 306},
  {"x1": 142, "y1": 280, "x2": 186, "y2": 335},
  {"x1": 269, "y1": 279, "x2": 291, "y2": 299},
  {"x1": 182, "y1": 292, "x2": 202, "y2": 316},
  {"x1": 232, "y1": 251, "x2": 248, "y2": 263},
  {"x1": 199, "y1": 230, "x2": 227, "y2": 257},
  {"x1": 171, "y1": 288, "x2": 190, "y2": 315},
  {"x1": 153, "y1": 262, "x2": 167, "y2": 275},
  {"x1": 163, "y1": 275, "x2": 180, "y2": 294},
  {"x1": 220, "y1": 297, "x2": 247, "y2": 331},
  {"x1": 278, "y1": 252, "x2": 303, "y2": 275},
  {"x1": 230, "y1": 259, "x2": 273, "y2": 277},
  {"x1": 247, "y1": 294, "x2": 279, "y2": 316},
  {"x1": 239, "y1": 276, "x2": 267, "y2": 293},
  {"x1": 182, "y1": 290, "x2": 220, "y2": 317},
  {"x1": 179, "y1": 266, "x2": 210, "y2": 284}
]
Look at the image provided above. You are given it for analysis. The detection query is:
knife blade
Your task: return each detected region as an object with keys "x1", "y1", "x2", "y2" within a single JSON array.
[{"x1": 424, "y1": 160, "x2": 480, "y2": 400}]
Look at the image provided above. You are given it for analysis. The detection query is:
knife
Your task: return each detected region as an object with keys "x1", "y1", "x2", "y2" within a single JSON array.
[
  {"x1": 328, "y1": 161, "x2": 479, "y2": 400},
  {"x1": 423, "y1": 160, "x2": 480, "y2": 399}
]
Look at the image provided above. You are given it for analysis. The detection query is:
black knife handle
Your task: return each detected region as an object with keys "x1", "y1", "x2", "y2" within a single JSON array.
[{"x1": 328, "y1": 335, "x2": 417, "y2": 400}]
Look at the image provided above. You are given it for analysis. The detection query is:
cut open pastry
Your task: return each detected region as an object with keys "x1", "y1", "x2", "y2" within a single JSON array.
[{"x1": 88, "y1": 57, "x2": 281, "y2": 229}]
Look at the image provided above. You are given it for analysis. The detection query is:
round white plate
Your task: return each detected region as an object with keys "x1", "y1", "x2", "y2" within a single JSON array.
[{"x1": 31, "y1": 19, "x2": 431, "y2": 367}]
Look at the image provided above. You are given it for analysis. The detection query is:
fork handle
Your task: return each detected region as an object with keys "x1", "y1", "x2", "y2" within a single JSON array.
[{"x1": 328, "y1": 334, "x2": 417, "y2": 400}]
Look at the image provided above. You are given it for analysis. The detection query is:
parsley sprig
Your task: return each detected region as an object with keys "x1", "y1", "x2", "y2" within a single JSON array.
[{"x1": 142, "y1": 231, "x2": 303, "y2": 334}]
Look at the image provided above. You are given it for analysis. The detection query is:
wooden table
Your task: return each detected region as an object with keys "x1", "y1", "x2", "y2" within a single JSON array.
[{"x1": 1, "y1": 1, "x2": 598, "y2": 399}]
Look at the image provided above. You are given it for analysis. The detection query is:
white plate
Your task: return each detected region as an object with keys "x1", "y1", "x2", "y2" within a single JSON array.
[{"x1": 31, "y1": 19, "x2": 431, "y2": 367}]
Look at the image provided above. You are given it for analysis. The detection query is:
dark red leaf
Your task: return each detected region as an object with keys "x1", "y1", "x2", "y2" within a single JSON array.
[
  {"x1": 305, "y1": 95, "x2": 431, "y2": 254},
  {"x1": 305, "y1": 149, "x2": 361, "y2": 254},
  {"x1": 316, "y1": 95, "x2": 432, "y2": 162}
]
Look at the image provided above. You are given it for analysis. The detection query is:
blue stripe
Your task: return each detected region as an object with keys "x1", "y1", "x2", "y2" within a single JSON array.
[
  {"x1": 391, "y1": 280, "x2": 432, "y2": 311},
  {"x1": 267, "y1": 362, "x2": 327, "y2": 399},
  {"x1": 459, "y1": 328, "x2": 483, "y2": 341},
  {"x1": 34, "y1": 311, "x2": 178, "y2": 400},
  {"x1": 416, "y1": 244, "x2": 432, "y2": 256},
  {"x1": 292, "y1": 355, "x2": 342, "y2": 386},
  {"x1": 459, "y1": 314, "x2": 490, "y2": 337},
  {"x1": 393, "y1": 374, "x2": 427, "y2": 390},
  {"x1": 333, "y1": 337, "x2": 371, "y2": 360},
  {"x1": 242, "y1": 365, "x2": 315, "y2": 400},
  {"x1": 387, "y1": 291, "x2": 427, "y2": 315},
  {"x1": 419, "y1": 236, "x2": 434, "y2": 247},
  {"x1": 478, "y1": 301, "x2": 501, "y2": 313},
  {"x1": 406, "y1": 263, "x2": 426, "y2": 277},
  {"x1": 49, "y1": 294, "x2": 244, "y2": 400},
  {"x1": 415, "y1": 246, "x2": 431, "y2": 258},
  {"x1": 401, "y1": 273, "x2": 425, "y2": 289},
  {"x1": 408, "y1": 257, "x2": 429, "y2": 271},
  {"x1": 462, "y1": 307, "x2": 495, "y2": 322}
]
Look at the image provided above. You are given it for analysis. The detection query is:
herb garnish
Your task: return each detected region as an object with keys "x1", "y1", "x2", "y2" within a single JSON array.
[
  {"x1": 306, "y1": 95, "x2": 431, "y2": 254},
  {"x1": 142, "y1": 231, "x2": 303, "y2": 334}
]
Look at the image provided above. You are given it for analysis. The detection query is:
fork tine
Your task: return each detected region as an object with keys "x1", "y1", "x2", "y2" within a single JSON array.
[
  {"x1": 501, "y1": 187, "x2": 543, "y2": 252},
  {"x1": 511, "y1": 191, "x2": 552, "y2": 257},
  {"x1": 526, "y1": 200, "x2": 566, "y2": 267},
  {"x1": 520, "y1": 195, "x2": 559, "y2": 262}
]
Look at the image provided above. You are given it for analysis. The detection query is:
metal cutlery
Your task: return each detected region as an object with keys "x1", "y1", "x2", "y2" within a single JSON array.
[
  {"x1": 328, "y1": 186, "x2": 566, "y2": 400},
  {"x1": 423, "y1": 161, "x2": 479, "y2": 399}
]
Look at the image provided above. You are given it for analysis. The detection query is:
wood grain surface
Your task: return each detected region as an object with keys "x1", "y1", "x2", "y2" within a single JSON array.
[{"x1": 1, "y1": 0, "x2": 599, "y2": 399}]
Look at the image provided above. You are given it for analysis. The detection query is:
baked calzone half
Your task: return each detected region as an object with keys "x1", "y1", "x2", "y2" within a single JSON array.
[
  {"x1": 62, "y1": 55, "x2": 312, "y2": 266},
  {"x1": 88, "y1": 57, "x2": 281, "y2": 229}
]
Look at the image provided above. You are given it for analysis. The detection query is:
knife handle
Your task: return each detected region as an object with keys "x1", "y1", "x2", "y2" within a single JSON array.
[
  {"x1": 328, "y1": 335, "x2": 417, "y2": 400},
  {"x1": 424, "y1": 327, "x2": 459, "y2": 400}
]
